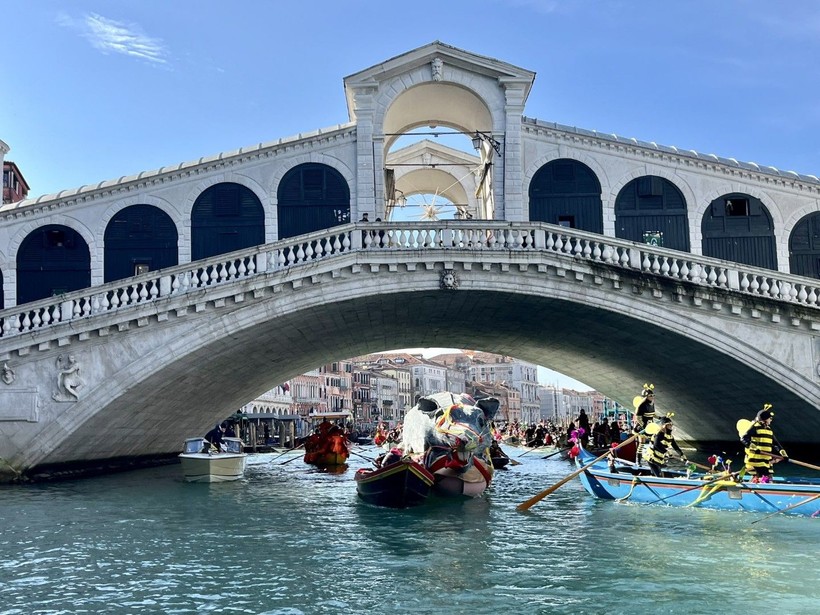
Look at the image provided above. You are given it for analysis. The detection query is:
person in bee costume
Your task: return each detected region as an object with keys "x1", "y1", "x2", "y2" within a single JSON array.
[
  {"x1": 740, "y1": 405, "x2": 787, "y2": 483},
  {"x1": 644, "y1": 416, "x2": 686, "y2": 477},
  {"x1": 633, "y1": 383, "x2": 656, "y2": 433}
]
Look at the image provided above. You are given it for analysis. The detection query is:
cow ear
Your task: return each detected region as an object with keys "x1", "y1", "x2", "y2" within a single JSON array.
[{"x1": 477, "y1": 397, "x2": 500, "y2": 419}]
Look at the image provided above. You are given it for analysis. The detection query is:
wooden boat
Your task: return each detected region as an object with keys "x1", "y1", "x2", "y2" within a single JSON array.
[
  {"x1": 491, "y1": 455, "x2": 510, "y2": 469},
  {"x1": 574, "y1": 445, "x2": 820, "y2": 517},
  {"x1": 355, "y1": 458, "x2": 435, "y2": 508},
  {"x1": 179, "y1": 437, "x2": 247, "y2": 483},
  {"x1": 304, "y1": 410, "x2": 351, "y2": 467}
]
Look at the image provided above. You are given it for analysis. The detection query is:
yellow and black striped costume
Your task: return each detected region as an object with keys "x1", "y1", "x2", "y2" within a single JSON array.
[
  {"x1": 646, "y1": 429, "x2": 682, "y2": 470},
  {"x1": 741, "y1": 421, "x2": 781, "y2": 475}
]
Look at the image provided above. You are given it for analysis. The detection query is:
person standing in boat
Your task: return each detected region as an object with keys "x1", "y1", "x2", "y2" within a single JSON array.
[
  {"x1": 204, "y1": 422, "x2": 227, "y2": 452},
  {"x1": 633, "y1": 383, "x2": 656, "y2": 433},
  {"x1": 741, "y1": 405, "x2": 787, "y2": 483},
  {"x1": 645, "y1": 417, "x2": 686, "y2": 477}
]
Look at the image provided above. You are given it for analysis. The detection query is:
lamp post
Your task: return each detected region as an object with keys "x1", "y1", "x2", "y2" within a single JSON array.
[{"x1": 472, "y1": 131, "x2": 502, "y2": 156}]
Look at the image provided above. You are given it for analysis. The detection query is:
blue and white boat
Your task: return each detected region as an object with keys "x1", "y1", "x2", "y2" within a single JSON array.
[{"x1": 575, "y1": 445, "x2": 820, "y2": 518}]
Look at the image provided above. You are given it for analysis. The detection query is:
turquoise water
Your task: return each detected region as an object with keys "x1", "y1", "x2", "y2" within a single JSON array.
[{"x1": 1, "y1": 446, "x2": 818, "y2": 615}]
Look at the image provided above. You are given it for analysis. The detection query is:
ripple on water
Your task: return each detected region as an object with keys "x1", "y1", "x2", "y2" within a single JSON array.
[{"x1": 1, "y1": 447, "x2": 819, "y2": 614}]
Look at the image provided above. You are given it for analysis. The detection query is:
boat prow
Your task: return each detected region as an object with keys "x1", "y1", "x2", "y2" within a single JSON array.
[{"x1": 355, "y1": 458, "x2": 435, "y2": 508}]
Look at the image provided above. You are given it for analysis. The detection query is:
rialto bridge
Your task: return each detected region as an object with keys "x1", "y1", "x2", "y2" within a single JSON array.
[{"x1": 1, "y1": 42, "x2": 820, "y2": 480}]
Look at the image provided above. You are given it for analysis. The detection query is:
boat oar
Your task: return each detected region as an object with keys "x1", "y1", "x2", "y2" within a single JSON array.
[
  {"x1": 516, "y1": 434, "x2": 639, "y2": 512},
  {"x1": 347, "y1": 448, "x2": 377, "y2": 463},
  {"x1": 518, "y1": 444, "x2": 551, "y2": 458},
  {"x1": 280, "y1": 450, "x2": 306, "y2": 465},
  {"x1": 766, "y1": 452, "x2": 820, "y2": 473},
  {"x1": 542, "y1": 449, "x2": 565, "y2": 460},
  {"x1": 507, "y1": 458, "x2": 522, "y2": 466},
  {"x1": 750, "y1": 493, "x2": 820, "y2": 524},
  {"x1": 268, "y1": 442, "x2": 304, "y2": 463}
]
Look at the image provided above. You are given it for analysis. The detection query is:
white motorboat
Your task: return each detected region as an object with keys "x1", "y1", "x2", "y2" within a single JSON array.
[{"x1": 178, "y1": 437, "x2": 247, "y2": 483}]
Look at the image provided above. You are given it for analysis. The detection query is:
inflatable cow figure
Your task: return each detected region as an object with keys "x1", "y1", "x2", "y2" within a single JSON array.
[{"x1": 401, "y1": 392, "x2": 500, "y2": 497}]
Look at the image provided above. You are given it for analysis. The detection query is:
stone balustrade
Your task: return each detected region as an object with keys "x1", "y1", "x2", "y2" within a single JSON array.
[{"x1": 2, "y1": 221, "x2": 819, "y2": 343}]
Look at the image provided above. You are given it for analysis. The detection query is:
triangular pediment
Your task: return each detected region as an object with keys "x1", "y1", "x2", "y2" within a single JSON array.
[{"x1": 344, "y1": 41, "x2": 535, "y2": 118}]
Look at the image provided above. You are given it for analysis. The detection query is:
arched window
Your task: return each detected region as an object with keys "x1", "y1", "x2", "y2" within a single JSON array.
[
  {"x1": 277, "y1": 163, "x2": 350, "y2": 239},
  {"x1": 789, "y1": 212, "x2": 820, "y2": 278},
  {"x1": 529, "y1": 159, "x2": 603, "y2": 233},
  {"x1": 104, "y1": 205, "x2": 179, "y2": 282},
  {"x1": 702, "y1": 193, "x2": 776, "y2": 270},
  {"x1": 615, "y1": 176, "x2": 690, "y2": 251},
  {"x1": 191, "y1": 183, "x2": 264, "y2": 261},
  {"x1": 17, "y1": 225, "x2": 91, "y2": 305}
]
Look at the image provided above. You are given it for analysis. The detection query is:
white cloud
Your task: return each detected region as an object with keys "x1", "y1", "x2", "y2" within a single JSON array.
[{"x1": 58, "y1": 12, "x2": 169, "y2": 66}]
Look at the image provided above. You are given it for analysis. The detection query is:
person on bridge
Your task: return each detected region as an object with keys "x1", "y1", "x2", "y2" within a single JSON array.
[
  {"x1": 644, "y1": 417, "x2": 686, "y2": 477},
  {"x1": 633, "y1": 383, "x2": 656, "y2": 433},
  {"x1": 741, "y1": 405, "x2": 787, "y2": 483}
]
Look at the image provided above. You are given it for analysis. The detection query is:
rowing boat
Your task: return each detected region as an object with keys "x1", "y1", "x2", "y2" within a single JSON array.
[{"x1": 575, "y1": 445, "x2": 820, "y2": 517}]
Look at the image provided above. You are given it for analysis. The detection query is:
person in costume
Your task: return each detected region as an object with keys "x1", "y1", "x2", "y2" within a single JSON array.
[
  {"x1": 633, "y1": 383, "x2": 656, "y2": 433},
  {"x1": 740, "y1": 405, "x2": 787, "y2": 483},
  {"x1": 645, "y1": 416, "x2": 686, "y2": 477}
]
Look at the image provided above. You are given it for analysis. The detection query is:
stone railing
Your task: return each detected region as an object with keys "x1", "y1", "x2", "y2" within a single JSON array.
[{"x1": 2, "y1": 221, "x2": 819, "y2": 341}]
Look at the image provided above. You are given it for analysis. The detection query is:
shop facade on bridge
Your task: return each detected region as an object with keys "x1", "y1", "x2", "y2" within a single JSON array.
[{"x1": 2, "y1": 41, "x2": 820, "y2": 309}]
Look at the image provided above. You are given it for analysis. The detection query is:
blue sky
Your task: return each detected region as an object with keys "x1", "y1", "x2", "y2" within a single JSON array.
[{"x1": 5, "y1": 0, "x2": 820, "y2": 389}]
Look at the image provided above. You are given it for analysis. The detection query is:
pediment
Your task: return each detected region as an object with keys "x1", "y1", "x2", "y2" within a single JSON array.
[{"x1": 344, "y1": 41, "x2": 535, "y2": 119}]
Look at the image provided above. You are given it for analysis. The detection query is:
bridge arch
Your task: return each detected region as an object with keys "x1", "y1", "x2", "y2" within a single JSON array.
[
  {"x1": 788, "y1": 211, "x2": 820, "y2": 278},
  {"x1": 276, "y1": 163, "x2": 351, "y2": 239},
  {"x1": 527, "y1": 158, "x2": 604, "y2": 233},
  {"x1": 16, "y1": 224, "x2": 92, "y2": 305},
  {"x1": 103, "y1": 205, "x2": 179, "y2": 282},
  {"x1": 701, "y1": 192, "x2": 777, "y2": 270},
  {"x1": 269, "y1": 154, "x2": 356, "y2": 236},
  {"x1": 23, "y1": 256, "x2": 819, "y2": 472},
  {"x1": 190, "y1": 181, "x2": 266, "y2": 261},
  {"x1": 183, "y1": 173, "x2": 271, "y2": 262},
  {"x1": 612, "y1": 172, "x2": 692, "y2": 252}
]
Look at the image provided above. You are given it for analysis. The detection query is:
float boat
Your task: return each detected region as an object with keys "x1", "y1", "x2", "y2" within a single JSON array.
[
  {"x1": 574, "y1": 445, "x2": 820, "y2": 517},
  {"x1": 179, "y1": 437, "x2": 247, "y2": 483}
]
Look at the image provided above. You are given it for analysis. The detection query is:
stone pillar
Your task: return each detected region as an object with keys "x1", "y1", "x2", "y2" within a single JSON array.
[
  {"x1": 499, "y1": 78, "x2": 530, "y2": 221},
  {"x1": 349, "y1": 83, "x2": 379, "y2": 221}
]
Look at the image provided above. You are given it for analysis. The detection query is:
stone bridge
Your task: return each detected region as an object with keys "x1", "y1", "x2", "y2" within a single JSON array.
[{"x1": 1, "y1": 220, "x2": 819, "y2": 481}]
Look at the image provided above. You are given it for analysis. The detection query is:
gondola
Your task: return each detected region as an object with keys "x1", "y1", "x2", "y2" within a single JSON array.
[
  {"x1": 574, "y1": 444, "x2": 820, "y2": 517},
  {"x1": 491, "y1": 455, "x2": 510, "y2": 469},
  {"x1": 354, "y1": 457, "x2": 435, "y2": 508}
]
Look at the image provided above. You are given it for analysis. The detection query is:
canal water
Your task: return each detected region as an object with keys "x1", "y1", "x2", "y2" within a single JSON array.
[{"x1": 1, "y1": 446, "x2": 818, "y2": 615}]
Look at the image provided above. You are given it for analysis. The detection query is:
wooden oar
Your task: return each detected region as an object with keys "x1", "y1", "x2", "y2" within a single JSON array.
[
  {"x1": 347, "y1": 448, "x2": 376, "y2": 463},
  {"x1": 280, "y1": 450, "x2": 307, "y2": 465},
  {"x1": 750, "y1": 492, "x2": 820, "y2": 524},
  {"x1": 267, "y1": 442, "x2": 304, "y2": 463},
  {"x1": 766, "y1": 452, "x2": 820, "y2": 473},
  {"x1": 507, "y1": 458, "x2": 522, "y2": 466},
  {"x1": 541, "y1": 449, "x2": 565, "y2": 460},
  {"x1": 518, "y1": 444, "x2": 551, "y2": 458},
  {"x1": 516, "y1": 434, "x2": 639, "y2": 512}
]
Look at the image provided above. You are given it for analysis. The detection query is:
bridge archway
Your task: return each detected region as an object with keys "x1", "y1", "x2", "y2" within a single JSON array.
[
  {"x1": 701, "y1": 193, "x2": 777, "y2": 270},
  {"x1": 104, "y1": 204, "x2": 179, "y2": 282},
  {"x1": 191, "y1": 182, "x2": 265, "y2": 260},
  {"x1": 529, "y1": 159, "x2": 604, "y2": 233},
  {"x1": 16, "y1": 225, "x2": 91, "y2": 304},
  {"x1": 789, "y1": 211, "x2": 820, "y2": 278},
  {"x1": 276, "y1": 163, "x2": 351, "y2": 239},
  {"x1": 615, "y1": 175, "x2": 690, "y2": 251}
]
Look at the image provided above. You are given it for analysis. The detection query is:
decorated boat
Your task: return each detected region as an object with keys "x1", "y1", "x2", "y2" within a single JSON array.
[
  {"x1": 179, "y1": 436, "x2": 247, "y2": 483},
  {"x1": 402, "y1": 392, "x2": 499, "y2": 497},
  {"x1": 355, "y1": 455, "x2": 435, "y2": 508},
  {"x1": 304, "y1": 411, "x2": 351, "y2": 467},
  {"x1": 574, "y1": 445, "x2": 820, "y2": 517}
]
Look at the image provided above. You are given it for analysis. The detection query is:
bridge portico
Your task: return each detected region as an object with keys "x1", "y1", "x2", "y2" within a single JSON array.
[{"x1": 1, "y1": 221, "x2": 819, "y2": 481}]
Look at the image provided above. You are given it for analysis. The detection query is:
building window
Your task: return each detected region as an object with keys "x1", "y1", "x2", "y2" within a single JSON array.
[{"x1": 725, "y1": 198, "x2": 749, "y2": 216}]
